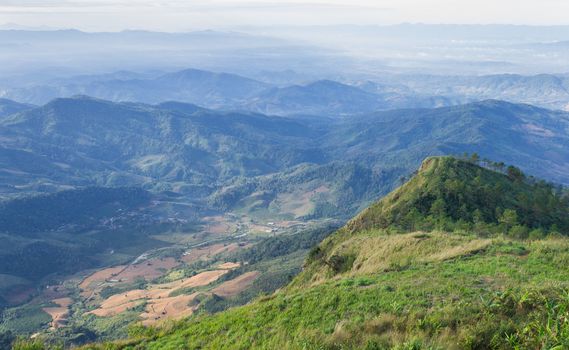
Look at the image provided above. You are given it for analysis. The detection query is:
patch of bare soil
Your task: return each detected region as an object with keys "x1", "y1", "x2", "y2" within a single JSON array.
[
  {"x1": 212, "y1": 271, "x2": 260, "y2": 298},
  {"x1": 43, "y1": 297, "x2": 73, "y2": 329},
  {"x1": 181, "y1": 243, "x2": 241, "y2": 264},
  {"x1": 87, "y1": 270, "x2": 228, "y2": 321}
]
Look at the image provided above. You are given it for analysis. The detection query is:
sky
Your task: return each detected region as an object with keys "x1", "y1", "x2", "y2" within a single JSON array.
[{"x1": 1, "y1": 0, "x2": 569, "y2": 32}]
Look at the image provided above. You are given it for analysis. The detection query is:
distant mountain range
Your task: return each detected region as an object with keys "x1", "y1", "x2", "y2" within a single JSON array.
[
  {"x1": 0, "y1": 29, "x2": 342, "y2": 84},
  {"x1": 1, "y1": 96, "x2": 568, "y2": 219},
  {"x1": 0, "y1": 69, "x2": 449, "y2": 115},
  {"x1": 3, "y1": 25, "x2": 569, "y2": 85},
  {"x1": 377, "y1": 73, "x2": 569, "y2": 111},
  {"x1": 3, "y1": 68, "x2": 569, "y2": 116}
]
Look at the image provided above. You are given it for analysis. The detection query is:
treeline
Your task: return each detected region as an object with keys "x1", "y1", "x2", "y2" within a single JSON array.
[{"x1": 0, "y1": 187, "x2": 150, "y2": 235}]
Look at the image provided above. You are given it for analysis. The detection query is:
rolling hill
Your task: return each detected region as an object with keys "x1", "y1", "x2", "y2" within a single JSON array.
[
  {"x1": 1, "y1": 98, "x2": 569, "y2": 218},
  {"x1": 245, "y1": 80, "x2": 387, "y2": 116},
  {"x1": 323, "y1": 100, "x2": 569, "y2": 185},
  {"x1": 0, "y1": 68, "x2": 270, "y2": 107},
  {"x1": 76, "y1": 157, "x2": 569, "y2": 350},
  {"x1": 210, "y1": 100, "x2": 569, "y2": 221},
  {"x1": 384, "y1": 73, "x2": 569, "y2": 111},
  {"x1": 7, "y1": 67, "x2": 569, "y2": 115},
  {"x1": 0, "y1": 70, "x2": 439, "y2": 116},
  {"x1": 0, "y1": 96, "x2": 321, "y2": 196}
]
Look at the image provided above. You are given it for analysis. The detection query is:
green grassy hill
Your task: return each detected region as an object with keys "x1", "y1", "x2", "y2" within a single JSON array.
[{"x1": 50, "y1": 156, "x2": 569, "y2": 350}]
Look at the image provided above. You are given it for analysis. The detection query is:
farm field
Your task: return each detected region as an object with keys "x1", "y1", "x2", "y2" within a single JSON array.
[
  {"x1": 211, "y1": 272, "x2": 260, "y2": 298},
  {"x1": 0, "y1": 207, "x2": 331, "y2": 345}
]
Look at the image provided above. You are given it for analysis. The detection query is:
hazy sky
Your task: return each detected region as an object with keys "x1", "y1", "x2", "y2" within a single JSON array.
[{"x1": 1, "y1": 0, "x2": 568, "y2": 31}]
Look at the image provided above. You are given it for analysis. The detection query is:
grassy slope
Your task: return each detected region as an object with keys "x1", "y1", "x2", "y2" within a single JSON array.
[
  {"x1": 83, "y1": 233, "x2": 569, "y2": 350},
  {"x1": 74, "y1": 157, "x2": 569, "y2": 350}
]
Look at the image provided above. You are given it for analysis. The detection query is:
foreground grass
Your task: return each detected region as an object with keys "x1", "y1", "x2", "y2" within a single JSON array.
[{"x1": 69, "y1": 233, "x2": 569, "y2": 350}]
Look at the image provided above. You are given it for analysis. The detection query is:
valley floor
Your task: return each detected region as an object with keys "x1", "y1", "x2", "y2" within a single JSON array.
[{"x1": 0, "y1": 211, "x2": 333, "y2": 346}]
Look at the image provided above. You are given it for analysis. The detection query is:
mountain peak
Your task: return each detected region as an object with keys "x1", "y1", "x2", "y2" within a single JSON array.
[
  {"x1": 347, "y1": 156, "x2": 568, "y2": 235},
  {"x1": 158, "y1": 68, "x2": 260, "y2": 83}
]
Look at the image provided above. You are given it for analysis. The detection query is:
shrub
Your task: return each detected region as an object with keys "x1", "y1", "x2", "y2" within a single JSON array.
[
  {"x1": 509, "y1": 225, "x2": 529, "y2": 239},
  {"x1": 326, "y1": 254, "x2": 356, "y2": 274},
  {"x1": 528, "y1": 228, "x2": 546, "y2": 240}
]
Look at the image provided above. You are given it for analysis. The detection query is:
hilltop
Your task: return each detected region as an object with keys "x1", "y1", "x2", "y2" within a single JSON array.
[
  {"x1": 347, "y1": 156, "x2": 569, "y2": 234},
  {"x1": 61, "y1": 156, "x2": 569, "y2": 350},
  {"x1": 298, "y1": 156, "x2": 568, "y2": 284}
]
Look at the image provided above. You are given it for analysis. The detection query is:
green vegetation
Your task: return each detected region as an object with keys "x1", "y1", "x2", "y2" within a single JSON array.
[
  {"x1": 1, "y1": 219, "x2": 336, "y2": 347},
  {"x1": 0, "y1": 187, "x2": 155, "y2": 283},
  {"x1": 0, "y1": 189, "x2": 187, "y2": 345},
  {"x1": 3, "y1": 188, "x2": 197, "y2": 281},
  {"x1": 162, "y1": 223, "x2": 339, "y2": 314},
  {"x1": 347, "y1": 156, "x2": 568, "y2": 236},
  {"x1": 12, "y1": 156, "x2": 569, "y2": 349},
  {"x1": 0, "y1": 187, "x2": 150, "y2": 235},
  {"x1": 231, "y1": 224, "x2": 339, "y2": 265},
  {"x1": 0, "y1": 303, "x2": 52, "y2": 334},
  {"x1": 210, "y1": 161, "x2": 400, "y2": 220}
]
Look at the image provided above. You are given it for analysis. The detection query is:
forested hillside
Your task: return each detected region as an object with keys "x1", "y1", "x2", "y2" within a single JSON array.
[{"x1": 0, "y1": 187, "x2": 155, "y2": 306}]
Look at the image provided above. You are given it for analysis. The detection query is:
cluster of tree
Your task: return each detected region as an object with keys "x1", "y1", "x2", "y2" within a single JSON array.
[
  {"x1": 356, "y1": 157, "x2": 569, "y2": 238},
  {"x1": 458, "y1": 152, "x2": 537, "y2": 183},
  {"x1": 396, "y1": 160, "x2": 569, "y2": 237}
]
